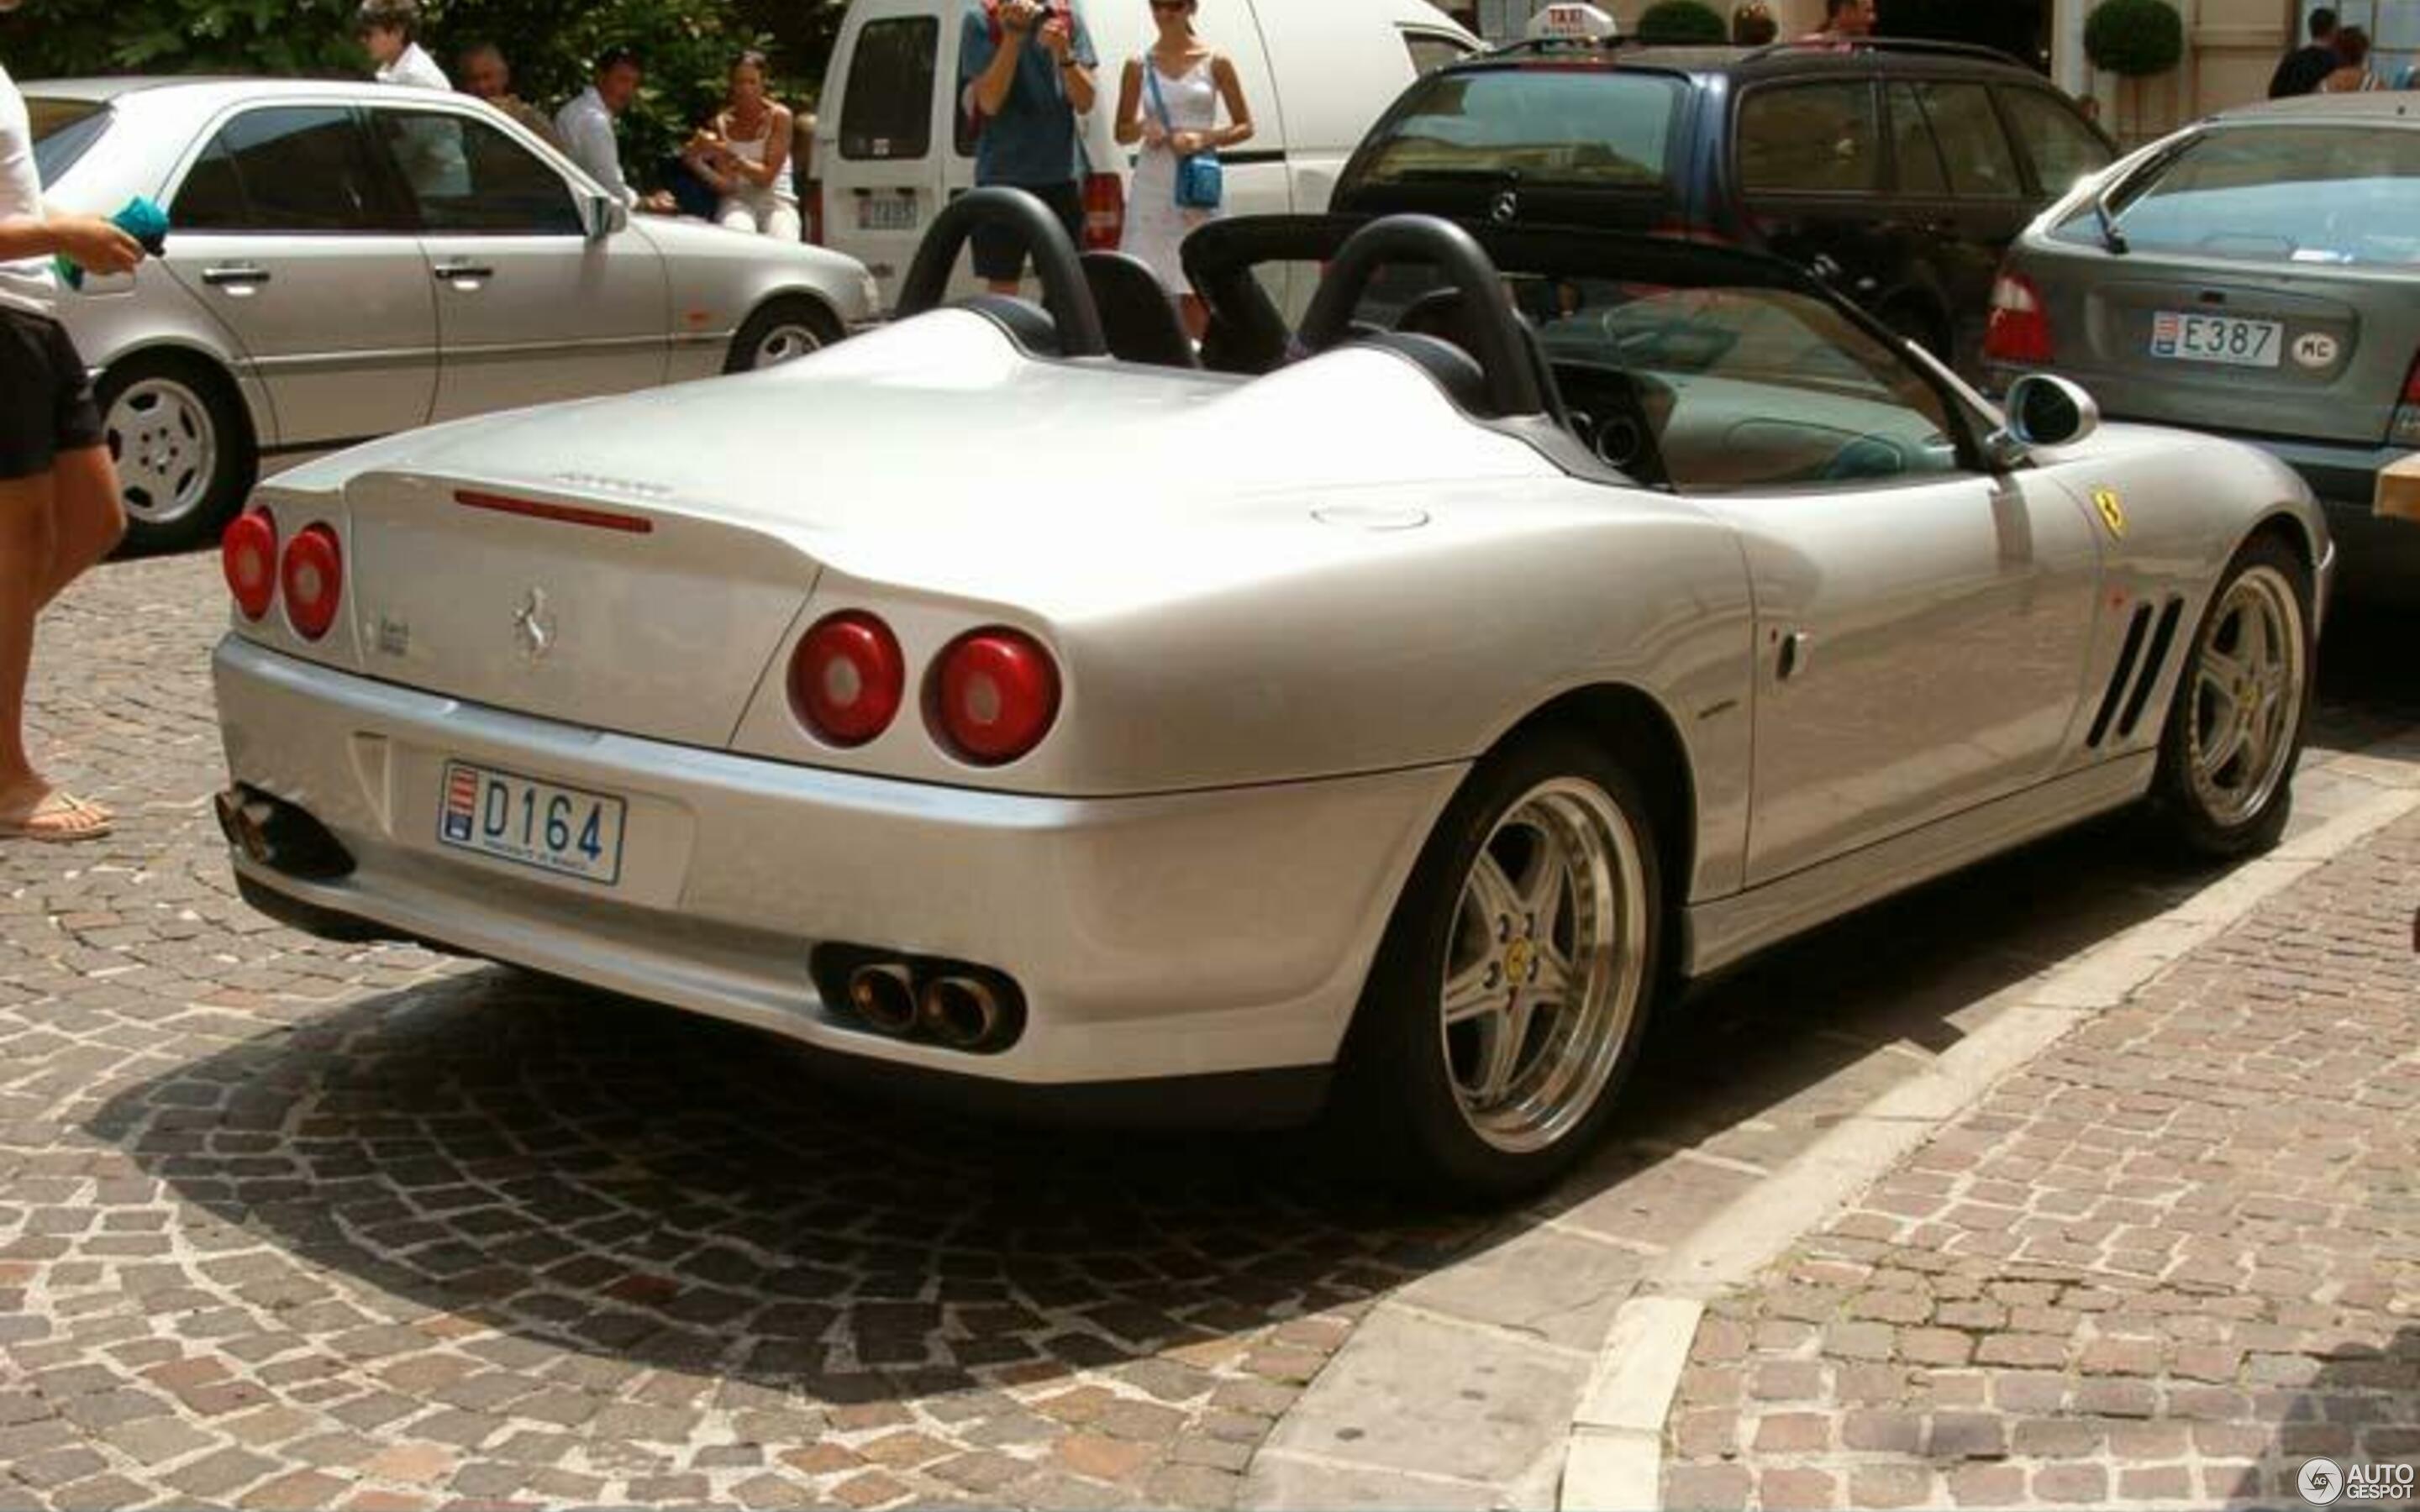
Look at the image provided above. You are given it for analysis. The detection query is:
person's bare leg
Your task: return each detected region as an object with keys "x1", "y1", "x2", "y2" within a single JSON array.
[
  {"x1": 0, "y1": 470, "x2": 59, "y2": 805},
  {"x1": 986, "y1": 278, "x2": 1022, "y2": 297},
  {"x1": 39, "y1": 445, "x2": 124, "y2": 608},
  {"x1": 1179, "y1": 292, "x2": 1207, "y2": 344}
]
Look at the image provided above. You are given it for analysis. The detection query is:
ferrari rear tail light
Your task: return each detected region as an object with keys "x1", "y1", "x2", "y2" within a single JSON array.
[
  {"x1": 221, "y1": 508, "x2": 277, "y2": 621},
  {"x1": 279, "y1": 523, "x2": 343, "y2": 641},
  {"x1": 791, "y1": 611, "x2": 906, "y2": 747},
  {"x1": 1983, "y1": 270, "x2": 2054, "y2": 366},
  {"x1": 1081, "y1": 171, "x2": 1124, "y2": 252},
  {"x1": 931, "y1": 628, "x2": 1060, "y2": 765},
  {"x1": 2394, "y1": 350, "x2": 2420, "y2": 448}
]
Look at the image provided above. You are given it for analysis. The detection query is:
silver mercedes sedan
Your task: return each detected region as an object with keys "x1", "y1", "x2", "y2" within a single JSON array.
[
  {"x1": 33, "y1": 76, "x2": 880, "y2": 552},
  {"x1": 1983, "y1": 92, "x2": 2420, "y2": 593}
]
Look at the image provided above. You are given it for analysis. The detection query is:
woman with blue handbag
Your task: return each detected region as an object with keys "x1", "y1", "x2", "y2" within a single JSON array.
[{"x1": 1112, "y1": 0, "x2": 1254, "y2": 340}]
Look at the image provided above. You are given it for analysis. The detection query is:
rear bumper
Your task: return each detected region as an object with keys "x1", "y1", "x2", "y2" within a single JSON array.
[{"x1": 213, "y1": 636, "x2": 1459, "y2": 1106}]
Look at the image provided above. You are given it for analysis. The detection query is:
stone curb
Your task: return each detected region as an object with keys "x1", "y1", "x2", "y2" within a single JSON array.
[{"x1": 1557, "y1": 770, "x2": 2420, "y2": 1511}]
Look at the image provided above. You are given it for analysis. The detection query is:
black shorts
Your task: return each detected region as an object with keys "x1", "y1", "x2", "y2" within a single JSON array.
[
  {"x1": 969, "y1": 180, "x2": 1086, "y2": 282},
  {"x1": 0, "y1": 307, "x2": 105, "y2": 482}
]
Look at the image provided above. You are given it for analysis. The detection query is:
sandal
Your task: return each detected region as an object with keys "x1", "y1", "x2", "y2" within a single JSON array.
[{"x1": 0, "y1": 790, "x2": 113, "y2": 843}]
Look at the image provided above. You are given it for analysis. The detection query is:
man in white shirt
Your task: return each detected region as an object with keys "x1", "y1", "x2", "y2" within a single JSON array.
[
  {"x1": 555, "y1": 48, "x2": 676, "y2": 213},
  {"x1": 355, "y1": 0, "x2": 450, "y2": 90},
  {"x1": 0, "y1": 17, "x2": 145, "y2": 842}
]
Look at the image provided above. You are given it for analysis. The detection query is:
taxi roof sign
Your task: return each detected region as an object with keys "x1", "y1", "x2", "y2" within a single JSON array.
[{"x1": 1526, "y1": 3, "x2": 1619, "y2": 40}]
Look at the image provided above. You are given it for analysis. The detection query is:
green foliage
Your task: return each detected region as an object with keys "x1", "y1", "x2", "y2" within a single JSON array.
[
  {"x1": 0, "y1": 0, "x2": 855, "y2": 188},
  {"x1": 1635, "y1": 0, "x2": 1728, "y2": 45},
  {"x1": 2083, "y1": 0, "x2": 2183, "y2": 76}
]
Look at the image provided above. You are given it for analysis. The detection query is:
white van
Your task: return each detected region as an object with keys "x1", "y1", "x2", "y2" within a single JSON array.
[{"x1": 814, "y1": 0, "x2": 1480, "y2": 307}]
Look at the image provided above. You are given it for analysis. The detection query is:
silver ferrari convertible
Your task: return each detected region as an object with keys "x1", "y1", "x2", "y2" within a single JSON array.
[{"x1": 212, "y1": 192, "x2": 2331, "y2": 1197}]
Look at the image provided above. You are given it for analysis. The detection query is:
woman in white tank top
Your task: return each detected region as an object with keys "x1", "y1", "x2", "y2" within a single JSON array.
[
  {"x1": 1112, "y1": 0, "x2": 1255, "y2": 339},
  {"x1": 684, "y1": 52, "x2": 801, "y2": 241}
]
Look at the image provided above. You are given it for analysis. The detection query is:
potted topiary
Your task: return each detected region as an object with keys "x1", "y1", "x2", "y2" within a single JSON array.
[
  {"x1": 1636, "y1": 0, "x2": 1728, "y2": 45},
  {"x1": 2084, "y1": 0, "x2": 2184, "y2": 140}
]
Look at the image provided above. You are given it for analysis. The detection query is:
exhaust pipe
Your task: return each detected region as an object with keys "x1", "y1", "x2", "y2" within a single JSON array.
[
  {"x1": 921, "y1": 974, "x2": 1007, "y2": 1052},
  {"x1": 845, "y1": 963, "x2": 920, "y2": 1036}
]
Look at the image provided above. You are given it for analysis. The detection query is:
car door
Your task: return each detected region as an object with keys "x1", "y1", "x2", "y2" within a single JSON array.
[
  {"x1": 1733, "y1": 77, "x2": 1896, "y2": 313},
  {"x1": 1898, "y1": 78, "x2": 2034, "y2": 372},
  {"x1": 162, "y1": 102, "x2": 436, "y2": 447},
  {"x1": 365, "y1": 104, "x2": 668, "y2": 420},
  {"x1": 1635, "y1": 289, "x2": 2106, "y2": 885},
  {"x1": 822, "y1": 0, "x2": 946, "y2": 306}
]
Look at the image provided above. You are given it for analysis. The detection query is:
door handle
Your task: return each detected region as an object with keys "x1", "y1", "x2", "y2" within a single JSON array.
[
  {"x1": 1776, "y1": 630, "x2": 1812, "y2": 682},
  {"x1": 432, "y1": 262, "x2": 496, "y2": 283},
  {"x1": 201, "y1": 265, "x2": 271, "y2": 290}
]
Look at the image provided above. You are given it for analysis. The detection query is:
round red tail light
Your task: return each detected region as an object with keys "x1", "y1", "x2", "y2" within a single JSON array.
[
  {"x1": 933, "y1": 628, "x2": 1060, "y2": 765},
  {"x1": 221, "y1": 508, "x2": 277, "y2": 620},
  {"x1": 791, "y1": 612, "x2": 906, "y2": 746},
  {"x1": 280, "y1": 523, "x2": 344, "y2": 641}
]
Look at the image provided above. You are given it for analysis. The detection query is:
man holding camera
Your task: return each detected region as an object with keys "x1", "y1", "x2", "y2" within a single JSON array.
[{"x1": 961, "y1": 0, "x2": 1097, "y2": 295}]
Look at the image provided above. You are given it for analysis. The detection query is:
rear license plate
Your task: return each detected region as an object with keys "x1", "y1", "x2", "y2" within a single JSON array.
[
  {"x1": 856, "y1": 195, "x2": 918, "y2": 232},
  {"x1": 2149, "y1": 312, "x2": 2282, "y2": 367},
  {"x1": 438, "y1": 761, "x2": 627, "y2": 885}
]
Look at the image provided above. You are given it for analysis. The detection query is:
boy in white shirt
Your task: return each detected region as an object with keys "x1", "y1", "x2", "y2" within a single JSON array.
[
  {"x1": 357, "y1": 0, "x2": 451, "y2": 90},
  {"x1": 0, "y1": 6, "x2": 146, "y2": 841}
]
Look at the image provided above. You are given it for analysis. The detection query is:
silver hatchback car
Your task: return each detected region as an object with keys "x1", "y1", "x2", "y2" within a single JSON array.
[
  {"x1": 33, "y1": 77, "x2": 880, "y2": 551},
  {"x1": 1983, "y1": 92, "x2": 2420, "y2": 592}
]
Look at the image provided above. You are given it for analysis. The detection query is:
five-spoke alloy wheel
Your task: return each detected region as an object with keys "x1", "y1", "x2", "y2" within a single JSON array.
[
  {"x1": 2154, "y1": 534, "x2": 2312, "y2": 857},
  {"x1": 1345, "y1": 734, "x2": 1662, "y2": 1200}
]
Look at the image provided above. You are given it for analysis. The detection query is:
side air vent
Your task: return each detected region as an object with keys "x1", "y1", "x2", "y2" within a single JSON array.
[
  {"x1": 2086, "y1": 603, "x2": 2154, "y2": 749},
  {"x1": 2117, "y1": 597, "x2": 2186, "y2": 741}
]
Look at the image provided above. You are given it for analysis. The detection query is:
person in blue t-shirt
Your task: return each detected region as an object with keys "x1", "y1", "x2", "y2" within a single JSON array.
[{"x1": 961, "y1": 0, "x2": 1097, "y2": 293}]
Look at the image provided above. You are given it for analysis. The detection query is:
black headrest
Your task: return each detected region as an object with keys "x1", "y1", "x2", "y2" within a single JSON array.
[
  {"x1": 1081, "y1": 251, "x2": 1199, "y2": 370},
  {"x1": 1355, "y1": 332, "x2": 1492, "y2": 417},
  {"x1": 948, "y1": 293, "x2": 1060, "y2": 357}
]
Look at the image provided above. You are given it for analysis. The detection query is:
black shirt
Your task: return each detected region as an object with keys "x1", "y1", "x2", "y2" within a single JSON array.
[{"x1": 2269, "y1": 42, "x2": 2337, "y2": 97}]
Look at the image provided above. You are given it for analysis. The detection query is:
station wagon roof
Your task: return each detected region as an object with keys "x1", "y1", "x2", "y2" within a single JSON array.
[{"x1": 1458, "y1": 37, "x2": 2041, "y2": 82}]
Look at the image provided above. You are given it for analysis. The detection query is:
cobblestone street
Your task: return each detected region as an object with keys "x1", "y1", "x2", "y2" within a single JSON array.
[{"x1": 1, "y1": 554, "x2": 2415, "y2": 1511}]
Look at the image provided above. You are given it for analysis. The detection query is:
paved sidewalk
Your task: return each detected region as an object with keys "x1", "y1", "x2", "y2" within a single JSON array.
[{"x1": 1659, "y1": 807, "x2": 2420, "y2": 1509}]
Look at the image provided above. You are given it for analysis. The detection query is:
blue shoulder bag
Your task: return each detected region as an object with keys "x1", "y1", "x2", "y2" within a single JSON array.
[{"x1": 1144, "y1": 59, "x2": 1223, "y2": 212}]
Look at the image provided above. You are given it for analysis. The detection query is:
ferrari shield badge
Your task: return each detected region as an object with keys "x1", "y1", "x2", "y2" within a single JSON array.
[{"x1": 2091, "y1": 486, "x2": 2127, "y2": 540}]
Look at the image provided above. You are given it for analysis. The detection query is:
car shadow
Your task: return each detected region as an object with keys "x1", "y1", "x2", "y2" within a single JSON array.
[{"x1": 80, "y1": 800, "x2": 2230, "y2": 1410}]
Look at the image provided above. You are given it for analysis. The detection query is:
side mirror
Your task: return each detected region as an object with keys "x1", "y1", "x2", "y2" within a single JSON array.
[
  {"x1": 1987, "y1": 373, "x2": 2099, "y2": 466},
  {"x1": 580, "y1": 194, "x2": 630, "y2": 240}
]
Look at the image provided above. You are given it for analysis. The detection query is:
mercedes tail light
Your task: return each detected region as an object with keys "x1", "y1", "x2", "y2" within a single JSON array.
[
  {"x1": 791, "y1": 612, "x2": 906, "y2": 747},
  {"x1": 221, "y1": 508, "x2": 277, "y2": 621},
  {"x1": 932, "y1": 628, "x2": 1060, "y2": 765},
  {"x1": 2395, "y1": 351, "x2": 2420, "y2": 449},
  {"x1": 1081, "y1": 171, "x2": 1124, "y2": 252},
  {"x1": 1984, "y1": 270, "x2": 2054, "y2": 366},
  {"x1": 279, "y1": 523, "x2": 343, "y2": 641}
]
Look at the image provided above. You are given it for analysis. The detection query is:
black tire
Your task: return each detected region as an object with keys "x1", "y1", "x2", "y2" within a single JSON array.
[
  {"x1": 726, "y1": 296, "x2": 844, "y2": 374},
  {"x1": 96, "y1": 353, "x2": 255, "y2": 555},
  {"x1": 1334, "y1": 732, "x2": 1664, "y2": 1202},
  {"x1": 2149, "y1": 533, "x2": 2314, "y2": 858}
]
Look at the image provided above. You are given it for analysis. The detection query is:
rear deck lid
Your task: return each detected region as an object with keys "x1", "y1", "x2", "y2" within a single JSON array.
[{"x1": 342, "y1": 469, "x2": 821, "y2": 751}]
